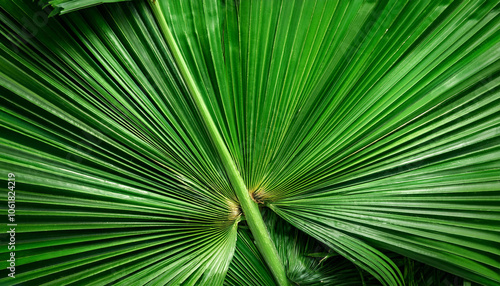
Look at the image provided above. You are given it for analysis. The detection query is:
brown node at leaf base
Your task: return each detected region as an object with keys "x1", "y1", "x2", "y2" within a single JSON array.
[
  {"x1": 228, "y1": 199, "x2": 242, "y2": 221},
  {"x1": 249, "y1": 189, "x2": 267, "y2": 204}
]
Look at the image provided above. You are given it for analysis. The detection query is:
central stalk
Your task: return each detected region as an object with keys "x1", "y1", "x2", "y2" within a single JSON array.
[{"x1": 149, "y1": 2, "x2": 289, "y2": 285}]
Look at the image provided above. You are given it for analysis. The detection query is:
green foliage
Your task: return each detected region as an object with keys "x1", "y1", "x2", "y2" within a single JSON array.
[
  {"x1": 0, "y1": 0, "x2": 499, "y2": 285},
  {"x1": 263, "y1": 209, "x2": 374, "y2": 286},
  {"x1": 40, "y1": 0, "x2": 130, "y2": 15}
]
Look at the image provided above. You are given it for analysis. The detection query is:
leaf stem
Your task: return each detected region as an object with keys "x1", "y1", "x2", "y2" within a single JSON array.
[{"x1": 149, "y1": 2, "x2": 289, "y2": 285}]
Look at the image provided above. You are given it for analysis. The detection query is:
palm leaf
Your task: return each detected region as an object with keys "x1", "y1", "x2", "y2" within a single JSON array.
[
  {"x1": 225, "y1": 228, "x2": 277, "y2": 286},
  {"x1": 40, "y1": 0, "x2": 130, "y2": 15},
  {"x1": 1, "y1": 0, "x2": 499, "y2": 285},
  {"x1": 1, "y1": 1, "x2": 238, "y2": 284}
]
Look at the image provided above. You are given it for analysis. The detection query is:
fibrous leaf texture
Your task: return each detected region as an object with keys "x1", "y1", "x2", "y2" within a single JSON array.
[{"x1": 0, "y1": 0, "x2": 499, "y2": 285}]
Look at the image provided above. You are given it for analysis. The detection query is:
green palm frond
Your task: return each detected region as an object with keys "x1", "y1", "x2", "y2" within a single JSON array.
[
  {"x1": 263, "y1": 209, "x2": 379, "y2": 286},
  {"x1": 225, "y1": 228, "x2": 277, "y2": 286},
  {"x1": 40, "y1": 0, "x2": 130, "y2": 15},
  {"x1": 1, "y1": 1, "x2": 239, "y2": 284},
  {"x1": 1, "y1": 0, "x2": 499, "y2": 285}
]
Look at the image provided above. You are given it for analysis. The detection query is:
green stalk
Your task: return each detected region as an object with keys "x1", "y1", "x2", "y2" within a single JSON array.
[{"x1": 149, "y1": 2, "x2": 289, "y2": 285}]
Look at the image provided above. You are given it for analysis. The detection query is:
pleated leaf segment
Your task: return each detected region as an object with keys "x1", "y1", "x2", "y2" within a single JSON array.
[{"x1": 1, "y1": 0, "x2": 499, "y2": 285}]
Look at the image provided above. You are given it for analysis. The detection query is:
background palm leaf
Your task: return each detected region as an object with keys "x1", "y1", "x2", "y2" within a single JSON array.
[{"x1": 1, "y1": 0, "x2": 499, "y2": 285}]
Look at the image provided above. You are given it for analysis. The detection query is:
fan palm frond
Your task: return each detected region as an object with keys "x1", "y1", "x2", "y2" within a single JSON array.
[{"x1": 1, "y1": 0, "x2": 499, "y2": 285}]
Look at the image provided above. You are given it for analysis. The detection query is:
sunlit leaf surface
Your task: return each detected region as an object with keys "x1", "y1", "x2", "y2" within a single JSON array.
[{"x1": 1, "y1": 0, "x2": 499, "y2": 285}]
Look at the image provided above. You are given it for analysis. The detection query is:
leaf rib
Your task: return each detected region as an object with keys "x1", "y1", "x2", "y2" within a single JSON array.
[{"x1": 148, "y1": 2, "x2": 289, "y2": 285}]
